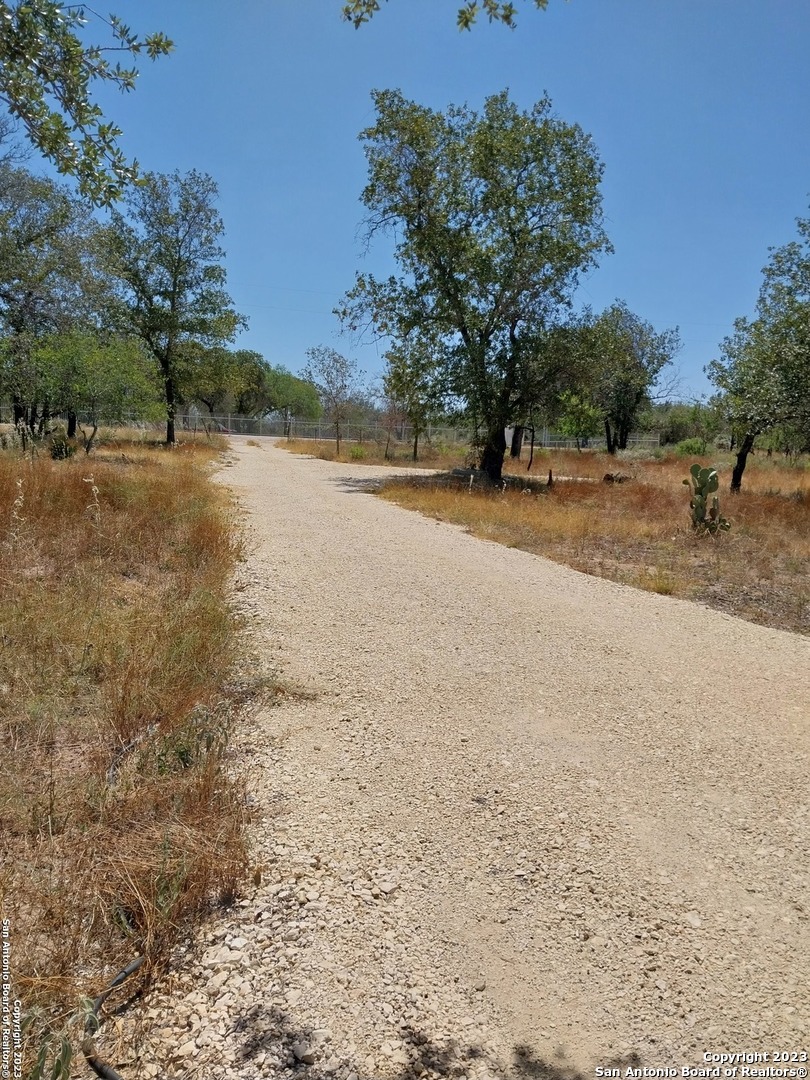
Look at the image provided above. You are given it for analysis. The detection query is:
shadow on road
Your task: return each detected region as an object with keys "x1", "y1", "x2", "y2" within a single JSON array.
[
  {"x1": 328, "y1": 474, "x2": 388, "y2": 495},
  {"x1": 228, "y1": 1000, "x2": 645, "y2": 1079}
]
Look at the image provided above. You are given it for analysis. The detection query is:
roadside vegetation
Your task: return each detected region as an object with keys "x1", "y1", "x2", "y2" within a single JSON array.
[
  {"x1": 0, "y1": 430, "x2": 250, "y2": 1075},
  {"x1": 377, "y1": 448, "x2": 810, "y2": 635},
  {"x1": 280, "y1": 436, "x2": 467, "y2": 469}
]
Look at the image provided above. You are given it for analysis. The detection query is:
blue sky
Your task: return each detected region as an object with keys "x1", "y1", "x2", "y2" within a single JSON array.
[{"x1": 79, "y1": 0, "x2": 810, "y2": 399}]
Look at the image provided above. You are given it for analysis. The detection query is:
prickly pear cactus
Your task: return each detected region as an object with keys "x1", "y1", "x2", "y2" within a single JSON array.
[{"x1": 683, "y1": 464, "x2": 730, "y2": 534}]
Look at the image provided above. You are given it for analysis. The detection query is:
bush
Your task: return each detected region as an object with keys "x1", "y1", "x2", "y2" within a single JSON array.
[
  {"x1": 675, "y1": 437, "x2": 707, "y2": 456},
  {"x1": 349, "y1": 444, "x2": 366, "y2": 461}
]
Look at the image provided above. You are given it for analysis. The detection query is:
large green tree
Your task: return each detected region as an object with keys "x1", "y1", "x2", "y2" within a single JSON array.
[
  {"x1": 338, "y1": 89, "x2": 610, "y2": 482},
  {"x1": 709, "y1": 209, "x2": 810, "y2": 491},
  {"x1": 33, "y1": 330, "x2": 162, "y2": 445},
  {"x1": 182, "y1": 346, "x2": 270, "y2": 417},
  {"x1": 102, "y1": 169, "x2": 244, "y2": 444}
]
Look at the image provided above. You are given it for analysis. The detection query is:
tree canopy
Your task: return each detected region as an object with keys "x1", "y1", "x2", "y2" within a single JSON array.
[
  {"x1": 709, "y1": 207, "x2": 810, "y2": 490},
  {"x1": 102, "y1": 169, "x2": 245, "y2": 443},
  {"x1": 0, "y1": 2, "x2": 172, "y2": 205},
  {"x1": 585, "y1": 301, "x2": 680, "y2": 453},
  {"x1": 0, "y1": 3, "x2": 561, "y2": 204},
  {"x1": 0, "y1": 162, "x2": 109, "y2": 428},
  {"x1": 338, "y1": 88, "x2": 610, "y2": 482},
  {"x1": 303, "y1": 345, "x2": 363, "y2": 454},
  {"x1": 342, "y1": 0, "x2": 552, "y2": 30}
]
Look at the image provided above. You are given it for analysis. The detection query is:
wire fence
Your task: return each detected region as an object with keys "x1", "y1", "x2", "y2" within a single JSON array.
[
  {"x1": 177, "y1": 415, "x2": 472, "y2": 444},
  {"x1": 0, "y1": 406, "x2": 662, "y2": 451},
  {"x1": 176, "y1": 415, "x2": 661, "y2": 450}
]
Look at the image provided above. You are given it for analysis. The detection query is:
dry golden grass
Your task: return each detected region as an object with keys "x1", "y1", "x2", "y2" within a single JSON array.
[
  {"x1": 381, "y1": 450, "x2": 810, "y2": 635},
  {"x1": 281, "y1": 437, "x2": 468, "y2": 470},
  {"x1": 0, "y1": 432, "x2": 250, "y2": 1071}
]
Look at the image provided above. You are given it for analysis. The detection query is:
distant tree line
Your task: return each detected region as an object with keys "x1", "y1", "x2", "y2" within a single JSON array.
[{"x1": 0, "y1": 158, "x2": 322, "y2": 445}]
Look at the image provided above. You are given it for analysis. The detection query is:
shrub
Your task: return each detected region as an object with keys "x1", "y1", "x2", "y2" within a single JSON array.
[{"x1": 675, "y1": 437, "x2": 707, "y2": 456}]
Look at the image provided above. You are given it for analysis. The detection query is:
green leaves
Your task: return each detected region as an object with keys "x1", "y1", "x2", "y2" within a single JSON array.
[
  {"x1": 102, "y1": 170, "x2": 244, "y2": 440},
  {"x1": 585, "y1": 301, "x2": 680, "y2": 451},
  {"x1": 0, "y1": 1, "x2": 172, "y2": 204},
  {"x1": 710, "y1": 207, "x2": 810, "y2": 456},
  {"x1": 342, "y1": 0, "x2": 551, "y2": 30}
]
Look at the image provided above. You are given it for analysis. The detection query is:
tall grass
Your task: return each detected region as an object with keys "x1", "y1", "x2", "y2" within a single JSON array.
[{"x1": 0, "y1": 434, "x2": 249, "y2": 1073}]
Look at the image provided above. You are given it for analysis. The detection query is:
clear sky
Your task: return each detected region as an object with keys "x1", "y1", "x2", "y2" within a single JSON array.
[{"x1": 77, "y1": 0, "x2": 810, "y2": 399}]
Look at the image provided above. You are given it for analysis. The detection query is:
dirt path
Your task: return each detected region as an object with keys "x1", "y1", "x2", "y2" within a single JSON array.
[{"x1": 126, "y1": 438, "x2": 810, "y2": 1079}]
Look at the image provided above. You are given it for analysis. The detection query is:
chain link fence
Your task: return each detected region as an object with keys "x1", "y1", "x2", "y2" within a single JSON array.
[
  {"x1": 0, "y1": 406, "x2": 661, "y2": 451},
  {"x1": 176, "y1": 415, "x2": 660, "y2": 450}
]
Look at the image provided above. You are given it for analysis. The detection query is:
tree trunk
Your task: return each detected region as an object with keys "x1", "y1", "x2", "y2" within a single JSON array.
[
  {"x1": 604, "y1": 419, "x2": 617, "y2": 455},
  {"x1": 67, "y1": 411, "x2": 77, "y2": 439},
  {"x1": 480, "y1": 426, "x2": 507, "y2": 484},
  {"x1": 527, "y1": 426, "x2": 536, "y2": 472},
  {"x1": 165, "y1": 372, "x2": 176, "y2": 445},
  {"x1": 730, "y1": 431, "x2": 756, "y2": 493},
  {"x1": 335, "y1": 421, "x2": 341, "y2": 457},
  {"x1": 510, "y1": 425, "x2": 524, "y2": 459},
  {"x1": 617, "y1": 422, "x2": 630, "y2": 451},
  {"x1": 12, "y1": 398, "x2": 24, "y2": 426},
  {"x1": 81, "y1": 422, "x2": 98, "y2": 455},
  {"x1": 412, "y1": 430, "x2": 419, "y2": 462}
]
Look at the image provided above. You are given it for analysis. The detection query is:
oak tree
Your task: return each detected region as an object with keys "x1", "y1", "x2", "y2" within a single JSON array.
[
  {"x1": 588, "y1": 302, "x2": 680, "y2": 454},
  {"x1": 102, "y1": 170, "x2": 244, "y2": 444},
  {"x1": 0, "y1": 163, "x2": 105, "y2": 428},
  {"x1": 338, "y1": 89, "x2": 610, "y2": 482},
  {"x1": 265, "y1": 366, "x2": 322, "y2": 435}
]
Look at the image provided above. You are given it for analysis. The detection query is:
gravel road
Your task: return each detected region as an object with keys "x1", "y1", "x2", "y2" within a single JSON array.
[{"x1": 122, "y1": 438, "x2": 810, "y2": 1080}]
